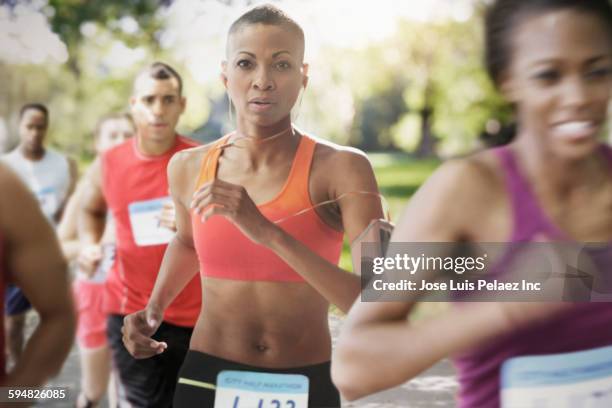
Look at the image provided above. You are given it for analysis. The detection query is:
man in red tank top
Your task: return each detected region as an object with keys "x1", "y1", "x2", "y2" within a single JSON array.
[
  {"x1": 79, "y1": 62, "x2": 200, "y2": 408},
  {"x1": 0, "y1": 163, "x2": 75, "y2": 387}
]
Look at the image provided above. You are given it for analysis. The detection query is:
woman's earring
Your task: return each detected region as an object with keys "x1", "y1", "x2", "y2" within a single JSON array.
[
  {"x1": 227, "y1": 92, "x2": 234, "y2": 125},
  {"x1": 291, "y1": 87, "x2": 305, "y2": 123}
]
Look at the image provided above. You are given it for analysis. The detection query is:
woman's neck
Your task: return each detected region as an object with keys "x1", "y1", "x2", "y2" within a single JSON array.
[
  {"x1": 513, "y1": 132, "x2": 607, "y2": 197},
  {"x1": 226, "y1": 117, "x2": 299, "y2": 169}
]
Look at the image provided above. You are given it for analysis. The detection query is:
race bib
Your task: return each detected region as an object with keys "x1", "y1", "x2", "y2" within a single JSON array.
[
  {"x1": 35, "y1": 186, "x2": 59, "y2": 219},
  {"x1": 214, "y1": 371, "x2": 309, "y2": 408},
  {"x1": 128, "y1": 197, "x2": 175, "y2": 246},
  {"x1": 501, "y1": 345, "x2": 612, "y2": 408}
]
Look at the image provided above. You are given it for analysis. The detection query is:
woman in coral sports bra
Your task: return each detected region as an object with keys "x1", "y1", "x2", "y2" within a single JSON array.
[{"x1": 122, "y1": 5, "x2": 383, "y2": 407}]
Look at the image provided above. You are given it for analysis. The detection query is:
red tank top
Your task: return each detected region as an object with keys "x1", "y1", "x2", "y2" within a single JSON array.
[
  {"x1": 192, "y1": 134, "x2": 344, "y2": 282},
  {"x1": 102, "y1": 136, "x2": 201, "y2": 327}
]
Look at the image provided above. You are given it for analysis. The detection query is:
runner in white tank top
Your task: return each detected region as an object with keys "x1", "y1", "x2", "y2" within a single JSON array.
[{"x1": 2, "y1": 147, "x2": 73, "y2": 223}]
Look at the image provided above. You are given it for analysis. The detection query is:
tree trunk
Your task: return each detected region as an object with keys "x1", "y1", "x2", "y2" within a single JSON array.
[{"x1": 415, "y1": 83, "x2": 436, "y2": 157}]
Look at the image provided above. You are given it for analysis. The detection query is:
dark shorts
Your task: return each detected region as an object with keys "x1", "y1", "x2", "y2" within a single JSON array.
[
  {"x1": 107, "y1": 314, "x2": 193, "y2": 408},
  {"x1": 173, "y1": 350, "x2": 341, "y2": 408},
  {"x1": 4, "y1": 285, "x2": 31, "y2": 316}
]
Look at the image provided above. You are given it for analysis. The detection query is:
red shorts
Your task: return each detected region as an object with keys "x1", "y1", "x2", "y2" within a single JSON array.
[{"x1": 74, "y1": 280, "x2": 107, "y2": 349}]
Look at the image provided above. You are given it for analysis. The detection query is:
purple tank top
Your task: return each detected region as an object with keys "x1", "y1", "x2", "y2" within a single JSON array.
[{"x1": 453, "y1": 145, "x2": 612, "y2": 408}]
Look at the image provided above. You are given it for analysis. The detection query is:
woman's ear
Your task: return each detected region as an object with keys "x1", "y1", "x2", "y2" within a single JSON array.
[
  {"x1": 499, "y1": 72, "x2": 518, "y2": 104},
  {"x1": 220, "y1": 61, "x2": 228, "y2": 89}
]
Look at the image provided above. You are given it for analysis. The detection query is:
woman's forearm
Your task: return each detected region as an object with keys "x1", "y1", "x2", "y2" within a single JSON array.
[
  {"x1": 147, "y1": 235, "x2": 200, "y2": 312},
  {"x1": 333, "y1": 303, "x2": 509, "y2": 400},
  {"x1": 268, "y1": 227, "x2": 360, "y2": 313}
]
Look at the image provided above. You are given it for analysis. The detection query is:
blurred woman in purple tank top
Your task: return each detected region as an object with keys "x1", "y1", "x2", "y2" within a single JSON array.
[{"x1": 332, "y1": 1, "x2": 612, "y2": 407}]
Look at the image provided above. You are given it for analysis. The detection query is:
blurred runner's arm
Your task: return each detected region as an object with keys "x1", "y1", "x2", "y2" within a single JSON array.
[
  {"x1": 78, "y1": 158, "x2": 106, "y2": 273},
  {"x1": 0, "y1": 164, "x2": 76, "y2": 387},
  {"x1": 57, "y1": 182, "x2": 85, "y2": 261},
  {"x1": 156, "y1": 200, "x2": 177, "y2": 232},
  {"x1": 54, "y1": 156, "x2": 79, "y2": 224}
]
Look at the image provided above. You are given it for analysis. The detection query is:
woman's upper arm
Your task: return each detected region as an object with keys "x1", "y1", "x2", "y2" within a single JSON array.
[
  {"x1": 328, "y1": 149, "x2": 385, "y2": 243},
  {"x1": 347, "y1": 159, "x2": 487, "y2": 324},
  {"x1": 167, "y1": 151, "x2": 196, "y2": 246}
]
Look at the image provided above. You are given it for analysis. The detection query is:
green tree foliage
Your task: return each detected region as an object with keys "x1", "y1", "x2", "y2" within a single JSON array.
[
  {"x1": 49, "y1": 0, "x2": 164, "y2": 74},
  {"x1": 1, "y1": 0, "x2": 511, "y2": 159},
  {"x1": 320, "y1": 5, "x2": 512, "y2": 156}
]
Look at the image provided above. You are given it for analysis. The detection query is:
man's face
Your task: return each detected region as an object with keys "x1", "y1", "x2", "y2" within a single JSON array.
[
  {"x1": 95, "y1": 118, "x2": 135, "y2": 154},
  {"x1": 130, "y1": 75, "x2": 185, "y2": 143},
  {"x1": 18, "y1": 108, "x2": 48, "y2": 155}
]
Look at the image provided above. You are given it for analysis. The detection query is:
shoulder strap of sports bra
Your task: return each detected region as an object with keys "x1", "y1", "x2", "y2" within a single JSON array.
[
  {"x1": 494, "y1": 146, "x2": 567, "y2": 240},
  {"x1": 599, "y1": 144, "x2": 612, "y2": 167},
  {"x1": 280, "y1": 134, "x2": 315, "y2": 205},
  {"x1": 195, "y1": 135, "x2": 231, "y2": 190}
]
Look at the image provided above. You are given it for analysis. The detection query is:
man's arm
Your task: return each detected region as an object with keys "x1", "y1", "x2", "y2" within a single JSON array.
[
  {"x1": 78, "y1": 158, "x2": 105, "y2": 244},
  {"x1": 77, "y1": 158, "x2": 107, "y2": 273},
  {"x1": 54, "y1": 156, "x2": 79, "y2": 224},
  {"x1": 56, "y1": 182, "x2": 84, "y2": 261},
  {"x1": 0, "y1": 164, "x2": 76, "y2": 387}
]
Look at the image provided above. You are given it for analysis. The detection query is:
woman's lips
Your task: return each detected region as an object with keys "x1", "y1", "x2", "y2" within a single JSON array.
[
  {"x1": 551, "y1": 120, "x2": 599, "y2": 142},
  {"x1": 248, "y1": 101, "x2": 274, "y2": 112}
]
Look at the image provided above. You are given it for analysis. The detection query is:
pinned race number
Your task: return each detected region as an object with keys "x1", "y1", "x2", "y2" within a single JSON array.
[
  {"x1": 128, "y1": 197, "x2": 175, "y2": 246},
  {"x1": 35, "y1": 186, "x2": 59, "y2": 219},
  {"x1": 214, "y1": 371, "x2": 309, "y2": 408},
  {"x1": 501, "y1": 345, "x2": 612, "y2": 407}
]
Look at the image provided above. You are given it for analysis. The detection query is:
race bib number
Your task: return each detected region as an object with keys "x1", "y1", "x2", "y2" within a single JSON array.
[
  {"x1": 501, "y1": 345, "x2": 612, "y2": 407},
  {"x1": 35, "y1": 186, "x2": 59, "y2": 219},
  {"x1": 128, "y1": 197, "x2": 174, "y2": 246},
  {"x1": 214, "y1": 371, "x2": 309, "y2": 408}
]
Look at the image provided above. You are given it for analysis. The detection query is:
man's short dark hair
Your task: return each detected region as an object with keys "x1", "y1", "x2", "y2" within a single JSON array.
[
  {"x1": 19, "y1": 103, "x2": 49, "y2": 122},
  {"x1": 134, "y1": 61, "x2": 183, "y2": 96}
]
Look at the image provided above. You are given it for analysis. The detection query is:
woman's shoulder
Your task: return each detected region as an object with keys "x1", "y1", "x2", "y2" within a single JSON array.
[
  {"x1": 167, "y1": 140, "x2": 223, "y2": 192},
  {"x1": 402, "y1": 148, "x2": 508, "y2": 221},
  {"x1": 170, "y1": 140, "x2": 220, "y2": 171},
  {"x1": 306, "y1": 134, "x2": 373, "y2": 175},
  {"x1": 439, "y1": 148, "x2": 506, "y2": 193}
]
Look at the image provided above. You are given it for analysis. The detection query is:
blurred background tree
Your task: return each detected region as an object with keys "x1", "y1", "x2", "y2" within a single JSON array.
[{"x1": 0, "y1": 0, "x2": 512, "y2": 161}]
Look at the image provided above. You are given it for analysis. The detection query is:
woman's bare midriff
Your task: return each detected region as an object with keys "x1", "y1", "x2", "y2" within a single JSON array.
[{"x1": 189, "y1": 277, "x2": 333, "y2": 368}]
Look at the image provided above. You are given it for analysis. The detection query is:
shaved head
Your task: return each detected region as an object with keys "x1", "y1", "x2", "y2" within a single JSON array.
[{"x1": 226, "y1": 4, "x2": 305, "y2": 60}]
